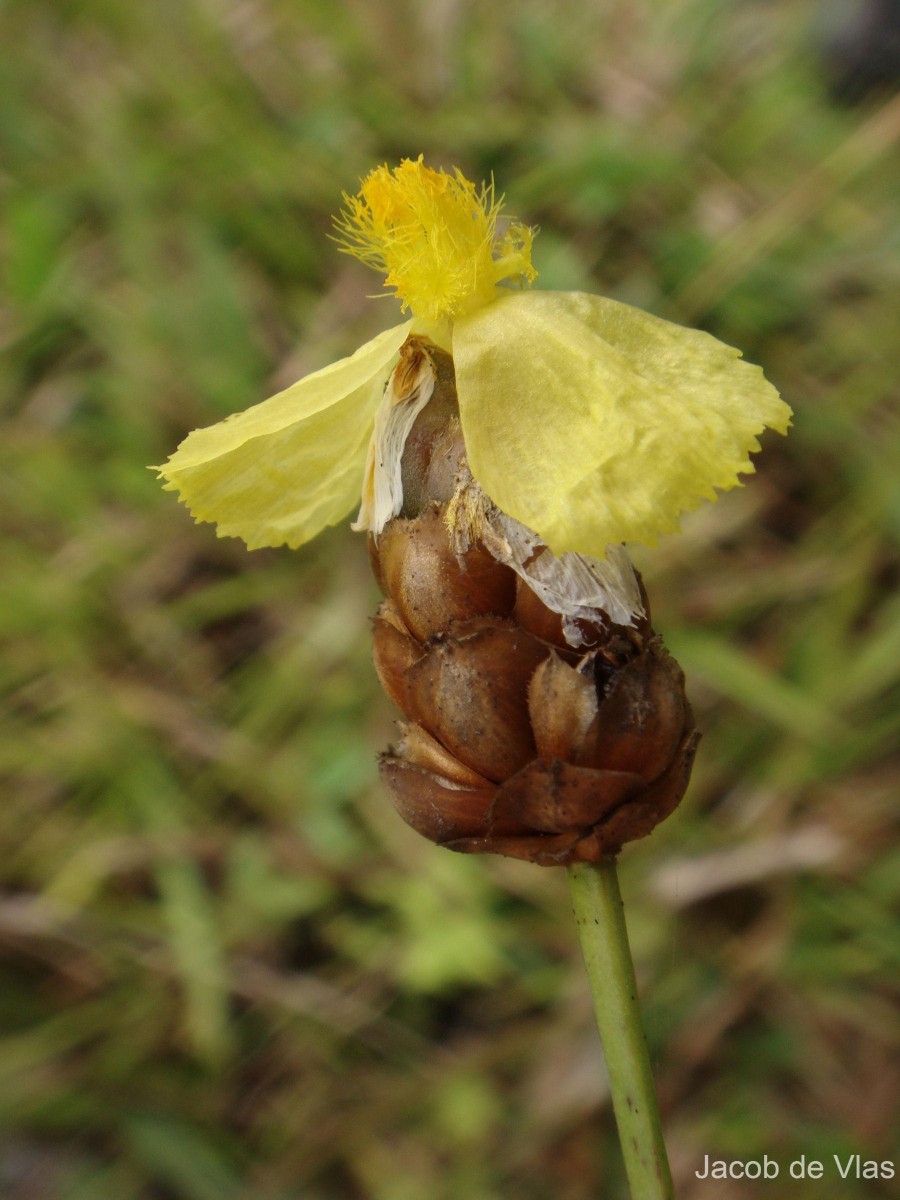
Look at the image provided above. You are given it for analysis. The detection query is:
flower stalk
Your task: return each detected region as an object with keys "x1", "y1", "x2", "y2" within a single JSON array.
[{"x1": 568, "y1": 858, "x2": 674, "y2": 1200}]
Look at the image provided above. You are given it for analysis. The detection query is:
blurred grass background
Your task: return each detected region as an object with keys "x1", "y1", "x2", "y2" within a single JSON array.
[{"x1": 2, "y1": 0, "x2": 899, "y2": 1197}]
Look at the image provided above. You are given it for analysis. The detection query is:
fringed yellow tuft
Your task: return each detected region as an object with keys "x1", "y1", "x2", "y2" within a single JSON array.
[{"x1": 333, "y1": 156, "x2": 536, "y2": 324}]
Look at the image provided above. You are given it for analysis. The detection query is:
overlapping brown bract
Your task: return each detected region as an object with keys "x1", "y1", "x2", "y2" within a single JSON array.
[{"x1": 369, "y1": 341, "x2": 699, "y2": 865}]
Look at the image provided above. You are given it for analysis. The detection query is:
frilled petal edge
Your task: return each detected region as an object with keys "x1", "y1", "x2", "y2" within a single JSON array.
[
  {"x1": 452, "y1": 291, "x2": 791, "y2": 556},
  {"x1": 155, "y1": 321, "x2": 413, "y2": 549}
]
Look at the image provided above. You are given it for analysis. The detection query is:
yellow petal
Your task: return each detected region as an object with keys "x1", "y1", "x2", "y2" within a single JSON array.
[
  {"x1": 453, "y1": 291, "x2": 791, "y2": 556},
  {"x1": 156, "y1": 321, "x2": 413, "y2": 549}
]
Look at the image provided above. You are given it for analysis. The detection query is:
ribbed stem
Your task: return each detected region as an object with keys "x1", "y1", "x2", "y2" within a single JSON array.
[{"x1": 567, "y1": 859, "x2": 674, "y2": 1200}]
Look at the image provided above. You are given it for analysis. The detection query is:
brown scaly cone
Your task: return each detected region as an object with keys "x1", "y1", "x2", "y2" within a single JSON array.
[{"x1": 368, "y1": 337, "x2": 700, "y2": 866}]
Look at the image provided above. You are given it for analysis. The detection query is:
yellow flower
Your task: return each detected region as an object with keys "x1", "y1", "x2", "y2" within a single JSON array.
[{"x1": 157, "y1": 157, "x2": 791, "y2": 557}]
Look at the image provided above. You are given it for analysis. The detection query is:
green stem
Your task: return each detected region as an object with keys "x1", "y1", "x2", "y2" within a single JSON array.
[{"x1": 567, "y1": 858, "x2": 674, "y2": 1200}]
